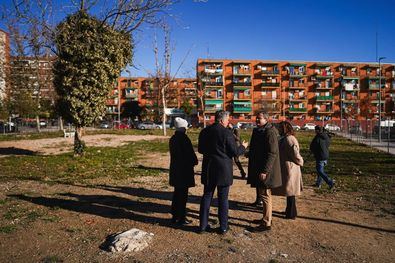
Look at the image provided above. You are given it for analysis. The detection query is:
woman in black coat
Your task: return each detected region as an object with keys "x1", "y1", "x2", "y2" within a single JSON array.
[{"x1": 169, "y1": 117, "x2": 198, "y2": 225}]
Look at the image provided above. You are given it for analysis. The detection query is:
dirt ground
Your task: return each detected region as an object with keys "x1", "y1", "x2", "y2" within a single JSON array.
[
  {"x1": 0, "y1": 135, "x2": 394, "y2": 262},
  {"x1": 0, "y1": 134, "x2": 167, "y2": 156}
]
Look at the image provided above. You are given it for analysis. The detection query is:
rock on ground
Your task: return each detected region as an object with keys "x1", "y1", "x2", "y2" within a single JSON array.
[{"x1": 106, "y1": 228, "x2": 154, "y2": 253}]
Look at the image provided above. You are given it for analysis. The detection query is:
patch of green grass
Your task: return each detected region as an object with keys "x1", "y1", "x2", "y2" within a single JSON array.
[
  {"x1": 0, "y1": 139, "x2": 168, "y2": 184},
  {"x1": 0, "y1": 225, "x2": 16, "y2": 234},
  {"x1": 41, "y1": 215, "x2": 61, "y2": 223}
]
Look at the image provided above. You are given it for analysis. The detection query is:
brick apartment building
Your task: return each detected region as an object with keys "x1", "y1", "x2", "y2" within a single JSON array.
[
  {"x1": 8, "y1": 56, "x2": 56, "y2": 110},
  {"x1": 106, "y1": 77, "x2": 198, "y2": 121},
  {"x1": 197, "y1": 59, "x2": 395, "y2": 123}
]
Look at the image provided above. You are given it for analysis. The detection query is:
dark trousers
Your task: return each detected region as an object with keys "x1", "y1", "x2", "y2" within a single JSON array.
[
  {"x1": 171, "y1": 187, "x2": 189, "y2": 221},
  {"x1": 234, "y1": 156, "x2": 246, "y2": 177},
  {"x1": 255, "y1": 187, "x2": 262, "y2": 203},
  {"x1": 199, "y1": 184, "x2": 230, "y2": 231},
  {"x1": 285, "y1": 196, "x2": 297, "y2": 219}
]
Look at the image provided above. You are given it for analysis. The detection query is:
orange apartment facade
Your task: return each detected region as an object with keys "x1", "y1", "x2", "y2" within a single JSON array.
[
  {"x1": 106, "y1": 77, "x2": 197, "y2": 120},
  {"x1": 197, "y1": 59, "x2": 395, "y2": 123}
]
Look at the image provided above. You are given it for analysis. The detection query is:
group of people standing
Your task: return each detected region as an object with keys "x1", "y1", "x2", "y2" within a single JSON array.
[{"x1": 168, "y1": 110, "x2": 334, "y2": 234}]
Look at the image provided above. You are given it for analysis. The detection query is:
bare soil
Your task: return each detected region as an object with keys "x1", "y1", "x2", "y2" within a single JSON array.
[
  {"x1": 0, "y1": 136, "x2": 394, "y2": 262},
  {"x1": 0, "y1": 134, "x2": 167, "y2": 156}
]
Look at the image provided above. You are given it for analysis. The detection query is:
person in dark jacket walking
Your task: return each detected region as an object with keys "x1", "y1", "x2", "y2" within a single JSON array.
[
  {"x1": 309, "y1": 125, "x2": 334, "y2": 189},
  {"x1": 198, "y1": 110, "x2": 247, "y2": 234},
  {"x1": 247, "y1": 111, "x2": 282, "y2": 232},
  {"x1": 169, "y1": 117, "x2": 198, "y2": 225},
  {"x1": 228, "y1": 123, "x2": 246, "y2": 178}
]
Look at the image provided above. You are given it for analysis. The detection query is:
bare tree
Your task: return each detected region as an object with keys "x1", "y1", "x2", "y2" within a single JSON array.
[
  {"x1": 152, "y1": 24, "x2": 193, "y2": 136},
  {"x1": 1, "y1": 0, "x2": 176, "y2": 142}
]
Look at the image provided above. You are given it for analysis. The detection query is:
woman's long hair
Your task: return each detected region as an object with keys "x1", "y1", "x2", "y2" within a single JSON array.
[{"x1": 279, "y1": 121, "x2": 295, "y2": 137}]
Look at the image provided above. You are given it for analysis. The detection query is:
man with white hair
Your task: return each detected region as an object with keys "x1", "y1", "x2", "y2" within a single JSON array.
[
  {"x1": 169, "y1": 117, "x2": 198, "y2": 225},
  {"x1": 198, "y1": 110, "x2": 248, "y2": 234}
]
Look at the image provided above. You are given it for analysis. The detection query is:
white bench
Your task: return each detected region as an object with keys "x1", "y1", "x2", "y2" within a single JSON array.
[{"x1": 63, "y1": 129, "x2": 75, "y2": 138}]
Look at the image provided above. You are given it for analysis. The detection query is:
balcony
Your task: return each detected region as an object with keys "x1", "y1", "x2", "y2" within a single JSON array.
[
  {"x1": 315, "y1": 75, "x2": 333, "y2": 79},
  {"x1": 258, "y1": 97, "x2": 280, "y2": 102},
  {"x1": 204, "y1": 68, "x2": 223, "y2": 75},
  {"x1": 288, "y1": 86, "x2": 306, "y2": 90},
  {"x1": 342, "y1": 99, "x2": 358, "y2": 104},
  {"x1": 233, "y1": 70, "x2": 251, "y2": 76},
  {"x1": 204, "y1": 99, "x2": 223, "y2": 112},
  {"x1": 261, "y1": 82, "x2": 280, "y2": 87},
  {"x1": 316, "y1": 110, "x2": 334, "y2": 114},
  {"x1": 315, "y1": 85, "x2": 333, "y2": 90},
  {"x1": 316, "y1": 95, "x2": 334, "y2": 101},
  {"x1": 233, "y1": 82, "x2": 252, "y2": 86},
  {"x1": 289, "y1": 97, "x2": 307, "y2": 102},
  {"x1": 289, "y1": 74, "x2": 307, "y2": 78},
  {"x1": 261, "y1": 70, "x2": 280, "y2": 76},
  {"x1": 233, "y1": 101, "x2": 252, "y2": 113},
  {"x1": 125, "y1": 88, "x2": 138, "y2": 99},
  {"x1": 204, "y1": 82, "x2": 224, "y2": 87},
  {"x1": 289, "y1": 108, "x2": 307, "y2": 113}
]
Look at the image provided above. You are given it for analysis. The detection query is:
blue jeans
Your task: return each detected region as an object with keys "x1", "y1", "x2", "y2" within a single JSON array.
[
  {"x1": 315, "y1": 160, "x2": 333, "y2": 187},
  {"x1": 199, "y1": 184, "x2": 230, "y2": 231}
]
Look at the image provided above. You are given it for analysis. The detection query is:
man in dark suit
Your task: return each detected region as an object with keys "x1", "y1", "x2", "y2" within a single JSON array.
[{"x1": 198, "y1": 110, "x2": 248, "y2": 234}]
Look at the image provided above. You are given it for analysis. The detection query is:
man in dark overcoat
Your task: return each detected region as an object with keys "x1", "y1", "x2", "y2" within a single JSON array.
[
  {"x1": 198, "y1": 110, "x2": 248, "y2": 234},
  {"x1": 169, "y1": 117, "x2": 198, "y2": 225},
  {"x1": 247, "y1": 111, "x2": 282, "y2": 232},
  {"x1": 310, "y1": 125, "x2": 334, "y2": 189}
]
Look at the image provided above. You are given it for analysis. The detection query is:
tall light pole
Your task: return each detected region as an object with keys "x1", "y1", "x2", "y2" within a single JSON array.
[
  {"x1": 340, "y1": 76, "x2": 343, "y2": 131},
  {"x1": 378, "y1": 57, "x2": 386, "y2": 142}
]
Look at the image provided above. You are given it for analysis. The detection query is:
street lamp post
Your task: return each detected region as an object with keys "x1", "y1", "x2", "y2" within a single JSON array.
[
  {"x1": 378, "y1": 57, "x2": 386, "y2": 142},
  {"x1": 340, "y1": 76, "x2": 343, "y2": 132}
]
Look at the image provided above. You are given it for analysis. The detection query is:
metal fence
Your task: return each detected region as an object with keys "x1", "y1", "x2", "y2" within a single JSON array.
[{"x1": 329, "y1": 119, "x2": 395, "y2": 155}]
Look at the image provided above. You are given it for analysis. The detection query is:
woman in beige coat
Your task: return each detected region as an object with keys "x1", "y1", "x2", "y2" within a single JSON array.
[{"x1": 273, "y1": 121, "x2": 304, "y2": 219}]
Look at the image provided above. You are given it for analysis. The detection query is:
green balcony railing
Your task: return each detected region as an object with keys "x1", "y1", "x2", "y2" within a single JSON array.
[
  {"x1": 234, "y1": 107, "x2": 252, "y2": 113},
  {"x1": 316, "y1": 95, "x2": 333, "y2": 100},
  {"x1": 289, "y1": 108, "x2": 307, "y2": 112}
]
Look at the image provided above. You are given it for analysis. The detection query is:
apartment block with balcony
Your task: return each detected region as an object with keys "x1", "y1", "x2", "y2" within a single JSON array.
[
  {"x1": 232, "y1": 62, "x2": 253, "y2": 116},
  {"x1": 196, "y1": 59, "x2": 395, "y2": 123},
  {"x1": 106, "y1": 77, "x2": 197, "y2": 120},
  {"x1": 283, "y1": 63, "x2": 308, "y2": 119},
  {"x1": 255, "y1": 62, "x2": 281, "y2": 118}
]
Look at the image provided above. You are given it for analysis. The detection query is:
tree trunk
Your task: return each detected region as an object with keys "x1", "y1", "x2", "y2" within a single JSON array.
[
  {"x1": 74, "y1": 126, "x2": 85, "y2": 156},
  {"x1": 161, "y1": 86, "x2": 167, "y2": 136},
  {"x1": 199, "y1": 96, "x2": 206, "y2": 128},
  {"x1": 59, "y1": 116, "x2": 64, "y2": 131},
  {"x1": 36, "y1": 115, "x2": 41, "y2": 133}
]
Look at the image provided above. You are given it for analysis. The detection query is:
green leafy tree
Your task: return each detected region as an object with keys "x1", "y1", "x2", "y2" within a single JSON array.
[
  {"x1": 54, "y1": 11, "x2": 132, "y2": 155},
  {"x1": 180, "y1": 99, "x2": 194, "y2": 116}
]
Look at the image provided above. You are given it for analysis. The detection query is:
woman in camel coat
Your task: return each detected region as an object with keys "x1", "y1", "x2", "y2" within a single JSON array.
[{"x1": 272, "y1": 121, "x2": 304, "y2": 219}]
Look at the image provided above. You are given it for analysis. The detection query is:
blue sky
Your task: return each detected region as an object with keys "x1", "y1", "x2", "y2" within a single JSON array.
[{"x1": 1, "y1": 0, "x2": 394, "y2": 77}]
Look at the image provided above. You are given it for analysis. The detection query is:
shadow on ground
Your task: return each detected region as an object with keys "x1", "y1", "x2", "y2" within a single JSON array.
[
  {"x1": 0, "y1": 147, "x2": 37, "y2": 156},
  {"x1": 9, "y1": 184, "x2": 395, "y2": 234}
]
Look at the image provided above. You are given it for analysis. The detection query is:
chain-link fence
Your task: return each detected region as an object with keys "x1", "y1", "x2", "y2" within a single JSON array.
[{"x1": 328, "y1": 119, "x2": 395, "y2": 154}]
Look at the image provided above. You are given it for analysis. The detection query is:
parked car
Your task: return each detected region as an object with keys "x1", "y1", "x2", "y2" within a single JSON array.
[
  {"x1": 39, "y1": 120, "x2": 47, "y2": 127},
  {"x1": 113, "y1": 121, "x2": 130, "y2": 129},
  {"x1": 0, "y1": 121, "x2": 16, "y2": 133},
  {"x1": 136, "y1": 121, "x2": 162, "y2": 130},
  {"x1": 240, "y1": 123, "x2": 256, "y2": 130},
  {"x1": 292, "y1": 124, "x2": 301, "y2": 131},
  {"x1": 301, "y1": 123, "x2": 316, "y2": 131},
  {"x1": 236, "y1": 122, "x2": 248, "y2": 129},
  {"x1": 324, "y1": 123, "x2": 340, "y2": 131},
  {"x1": 99, "y1": 121, "x2": 110, "y2": 129}
]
